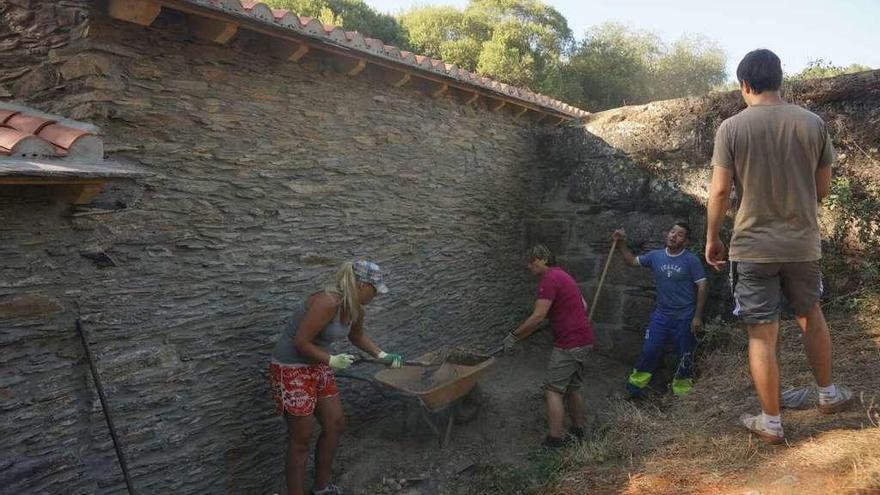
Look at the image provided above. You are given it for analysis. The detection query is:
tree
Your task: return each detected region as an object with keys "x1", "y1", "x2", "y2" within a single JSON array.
[
  {"x1": 466, "y1": 0, "x2": 573, "y2": 92},
  {"x1": 398, "y1": 6, "x2": 488, "y2": 71},
  {"x1": 561, "y1": 23, "x2": 659, "y2": 109},
  {"x1": 791, "y1": 59, "x2": 873, "y2": 80},
  {"x1": 399, "y1": 0, "x2": 572, "y2": 92},
  {"x1": 562, "y1": 23, "x2": 727, "y2": 111},
  {"x1": 651, "y1": 35, "x2": 727, "y2": 100}
]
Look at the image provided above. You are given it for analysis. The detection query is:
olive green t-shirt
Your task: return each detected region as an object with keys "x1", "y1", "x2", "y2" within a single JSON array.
[{"x1": 711, "y1": 103, "x2": 835, "y2": 263}]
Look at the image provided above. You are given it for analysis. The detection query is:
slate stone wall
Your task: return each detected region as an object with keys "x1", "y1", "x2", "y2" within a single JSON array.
[{"x1": 1, "y1": 3, "x2": 544, "y2": 494}]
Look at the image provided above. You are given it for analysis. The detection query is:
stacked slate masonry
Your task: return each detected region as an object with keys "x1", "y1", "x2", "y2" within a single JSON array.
[{"x1": 1, "y1": 2, "x2": 551, "y2": 493}]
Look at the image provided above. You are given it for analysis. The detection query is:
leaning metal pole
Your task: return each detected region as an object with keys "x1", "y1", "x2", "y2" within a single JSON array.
[{"x1": 75, "y1": 319, "x2": 136, "y2": 495}]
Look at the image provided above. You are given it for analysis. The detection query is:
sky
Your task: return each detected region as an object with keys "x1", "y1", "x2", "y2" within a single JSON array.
[{"x1": 363, "y1": 0, "x2": 879, "y2": 81}]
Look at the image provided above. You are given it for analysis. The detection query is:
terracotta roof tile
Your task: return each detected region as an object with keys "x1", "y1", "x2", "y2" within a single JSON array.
[
  {"x1": 0, "y1": 103, "x2": 103, "y2": 161},
  {"x1": 0, "y1": 127, "x2": 57, "y2": 157},
  {"x1": 7, "y1": 114, "x2": 56, "y2": 135},
  {"x1": 0, "y1": 109, "x2": 19, "y2": 124},
  {"x1": 38, "y1": 123, "x2": 91, "y2": 150},
  {"x1": 0, "y1": 103, "x2": 148, "y2": 190},
  {"x1": 139, "y1": 1, "x2": 589, "y2": 119}
]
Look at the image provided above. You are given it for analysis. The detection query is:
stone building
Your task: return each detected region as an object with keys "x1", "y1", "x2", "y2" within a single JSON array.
[
  {"x1": 3, "y1": 1, "x2": 878, "y2": 493},
  {"x1": 1, "y1": 1, "x2": 587, "y2": 493}
]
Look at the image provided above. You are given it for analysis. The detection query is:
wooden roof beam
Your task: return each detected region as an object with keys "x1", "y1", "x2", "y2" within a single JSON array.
[
  {"x1": 269, "y1": 39, "x2": 309, "y2": 62},
  {"x1": 187, "y1": 15, "x2": 238, "y2": 44},
  {"x1": 108, "y1": 0, "x2": 162, "y2": 26},
  {"x1": 327, "y1": 53, "x2": 367, "y2": 76}
]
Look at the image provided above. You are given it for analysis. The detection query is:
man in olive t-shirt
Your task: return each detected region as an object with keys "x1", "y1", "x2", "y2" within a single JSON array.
[{"x1": 705, "y1": 49, "x2": 852, "y2": 444}]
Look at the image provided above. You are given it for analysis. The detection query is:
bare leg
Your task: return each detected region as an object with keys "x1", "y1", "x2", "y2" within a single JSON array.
[
  {"x1": 545, "y1": 390, "x2": 566, "y2": 438},
  {"x1": 286, "y1": 414, "x2": 314, "y2": 495},
  {"x1": 795, "y1": 303, "x2": 833, "y2": 387},
  {"x1": 747, "y1": 322, "x2": 781, "y2": 415},
  {"x1": 565, "y1": 388, "x2": 585, "y2": 428},
  {"x1": 313, "y1": 395, "x2": 345, "y2": 490}
]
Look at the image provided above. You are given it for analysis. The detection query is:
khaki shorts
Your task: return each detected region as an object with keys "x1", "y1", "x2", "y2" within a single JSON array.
[
  {"x1": 730, "y1": 261, "x2": 823, "y2": 324},
  {"x1": 544, "y1": 345, "x2": 592, "y2": 393}
]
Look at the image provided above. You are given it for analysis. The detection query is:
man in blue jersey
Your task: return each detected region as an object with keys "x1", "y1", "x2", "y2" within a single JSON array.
[{"x1": 612, "y1": 223, "x2": 707, "y2": 396}]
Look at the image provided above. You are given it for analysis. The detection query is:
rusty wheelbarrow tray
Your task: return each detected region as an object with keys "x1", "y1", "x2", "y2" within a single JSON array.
[
  {"x1": 359, "y1": 351, "x2": 495, "y2": 447},
  {"x1": 373, "y1": 351, "x2": 495, "y2": 411}
]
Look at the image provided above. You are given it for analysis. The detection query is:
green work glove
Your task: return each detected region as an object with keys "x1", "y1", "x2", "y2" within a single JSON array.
[
  {"x1": 376, "y1": 351, "x2": 403, "y2": 368},
  {"x1": 328, "y1": 353, "x2": 355, "y2": 370},
  {"x1": 502, "y1": 332, "x2": 518, "y2": 352}
]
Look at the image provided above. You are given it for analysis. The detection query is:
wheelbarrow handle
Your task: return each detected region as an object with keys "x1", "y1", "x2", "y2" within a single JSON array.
[
  {"x1": 488, "y1": 345, "x2": 505, "y2": 357},
  {"x1": 354, "y1": 355, "x2": 434, "y2": 367}
]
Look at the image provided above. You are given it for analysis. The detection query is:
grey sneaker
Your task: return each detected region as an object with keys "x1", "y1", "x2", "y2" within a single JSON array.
[
  {"x1": 739, "y1": 413, "x2": 784, "y2": 444},
  {"x1": 818, "y1": 385, "x2": 853, "y2": 414},
  {"x1": 781, "y1": 385, "x2": 814, "y2": 410},
  {"x1": 312, "y1": 483, "x2": 345, "y2": 495}
]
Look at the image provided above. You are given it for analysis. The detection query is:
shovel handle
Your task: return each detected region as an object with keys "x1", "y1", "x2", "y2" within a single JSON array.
[
  {"x1": 488, "y1": 345, "x2": 505, "y2": 357},
  {"x1": 589, "y1": 238, "x2": 617, "y2": 322}
]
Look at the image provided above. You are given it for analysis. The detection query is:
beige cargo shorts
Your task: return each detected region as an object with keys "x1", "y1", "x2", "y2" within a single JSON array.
[{"x1": 544, "y1": 345, "x2": 593, "y2": 393}]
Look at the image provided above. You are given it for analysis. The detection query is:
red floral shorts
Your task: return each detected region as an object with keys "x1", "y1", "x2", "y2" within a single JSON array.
[{"x1": 269, "y1": 361, "x2": 339, "y2": 416}]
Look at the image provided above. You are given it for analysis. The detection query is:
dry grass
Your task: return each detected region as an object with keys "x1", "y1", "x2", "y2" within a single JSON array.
[{"x1": 544, "y1": 294, "x2": 880, "y2": 495}]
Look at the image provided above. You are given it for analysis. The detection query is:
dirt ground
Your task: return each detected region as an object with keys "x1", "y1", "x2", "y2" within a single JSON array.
[{"x1": 331, "y1": 334, "x2": 629, "y2": 495}]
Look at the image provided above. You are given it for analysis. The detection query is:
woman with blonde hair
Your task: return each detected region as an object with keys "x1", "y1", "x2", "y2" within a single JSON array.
[{"x1": 269, "y1": 260, "x2": 402, "y2": 495}]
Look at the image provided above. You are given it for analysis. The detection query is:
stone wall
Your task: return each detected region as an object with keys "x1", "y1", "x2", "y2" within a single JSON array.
[
  {"x1": 1, "y1": 3, "x2": 546, "y2": 494},
  {"x1": 527, "y1": 69, "x2": 880, "y2": 364}
]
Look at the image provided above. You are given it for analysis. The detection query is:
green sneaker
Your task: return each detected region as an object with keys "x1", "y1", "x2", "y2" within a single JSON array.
[{"x1": 671, "y1": 377, "x2": 693, "y2": 396}]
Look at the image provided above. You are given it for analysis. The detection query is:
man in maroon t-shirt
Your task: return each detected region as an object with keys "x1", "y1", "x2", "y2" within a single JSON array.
[{"x1": 502, "y1": 244, "x2": 595, "y2": 448}]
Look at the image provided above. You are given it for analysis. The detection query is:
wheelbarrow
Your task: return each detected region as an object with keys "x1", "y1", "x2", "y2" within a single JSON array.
[{"x1": 340, "y1": 351, "x2": 496, "y2": 447}]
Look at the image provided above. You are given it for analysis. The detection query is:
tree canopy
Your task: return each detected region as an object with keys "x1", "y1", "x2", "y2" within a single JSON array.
[{"x1": 790, "y1": 59, "x2": 873, "y2": 80}]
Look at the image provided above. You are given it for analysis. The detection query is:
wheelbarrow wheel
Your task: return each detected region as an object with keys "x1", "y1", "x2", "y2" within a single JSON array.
[{"x1": 454, "y1": 384, "x2": 483, "y2": 424}]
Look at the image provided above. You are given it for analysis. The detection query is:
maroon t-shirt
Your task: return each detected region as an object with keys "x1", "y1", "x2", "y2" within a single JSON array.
[{"x1": 536, "y1": 267, "x2": 594, "y2": 349}]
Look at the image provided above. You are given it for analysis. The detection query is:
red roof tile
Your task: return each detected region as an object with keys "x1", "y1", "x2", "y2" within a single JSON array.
[
  {"x1": 7, "y1": 114, "x2": 56, "y2": 135},
  {"x1": 163, "y1": 0, "x2": 588, "y2": 119},
  {"x1": 0, "y1": 109, "x2": 19, "y2": 124},
  {"x1": 0, "y1": 103, "x2": 103, "y2": 160}
]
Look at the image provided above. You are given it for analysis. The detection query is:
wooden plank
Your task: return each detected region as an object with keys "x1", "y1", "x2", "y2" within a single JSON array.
[
  {"x1": 108, "y1": 0, "x2": 162, "y2": 26},
  {"x1": 269, "y1": 39, "x2": 309, "y2": 62},
  {"x1": 68, "y1": 184, "x2": 105, "y2": 205},
  {"x1": 187, "y1": 15, "x2": 238, "y2": 44},
  {"x1": 430, "y1": 83, "x2": 448, "y2": 99},
  {"x1": 391, "y1": 72, "x2": 411, "y2": 88},
  {"x1": 0, "y1": 178, "x2": 105, "y2": 185},
  {"x1": 345, "y1": 58, "x2": 366, "y2": 76}
]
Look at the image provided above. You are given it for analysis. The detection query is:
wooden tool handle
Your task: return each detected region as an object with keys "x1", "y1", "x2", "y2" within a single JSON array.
[
  {"x1": 355, "y1": 355, "x2": 433, "y2": 367},
  {"x1": 589, "y1": 238, "x2": 617, "y2": 322}
]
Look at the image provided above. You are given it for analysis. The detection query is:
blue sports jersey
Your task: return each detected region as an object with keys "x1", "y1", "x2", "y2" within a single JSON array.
[{"x1": 637, "y1": 249, "x2": 706, "y2": 319}]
